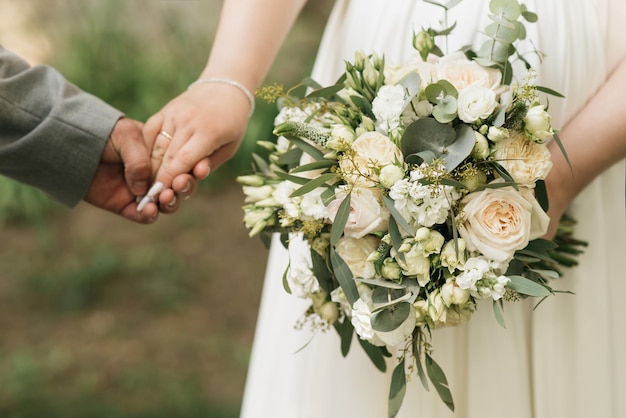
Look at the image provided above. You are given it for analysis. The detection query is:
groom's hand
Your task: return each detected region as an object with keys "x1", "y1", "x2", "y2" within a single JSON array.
[{"x1": 84, "y1": 117, "x2": 197, "y2": 223}]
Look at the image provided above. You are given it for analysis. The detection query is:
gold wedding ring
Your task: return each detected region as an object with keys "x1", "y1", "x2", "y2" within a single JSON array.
[{"x1": 160, "y1": 130, "x2": 174, "y2": 141}]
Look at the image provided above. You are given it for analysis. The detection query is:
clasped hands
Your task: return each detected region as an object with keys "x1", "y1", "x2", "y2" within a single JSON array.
[{"x1": 86, "y1": 82, "x2": 250, "y2": 224}]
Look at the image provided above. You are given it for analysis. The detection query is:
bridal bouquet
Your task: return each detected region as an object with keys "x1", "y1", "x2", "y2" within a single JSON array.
[{"x1": 239, "y1": 0, "x2": 583, "y2": 415}]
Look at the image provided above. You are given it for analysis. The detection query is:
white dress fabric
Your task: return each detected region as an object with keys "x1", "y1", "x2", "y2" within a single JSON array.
[{"x1": 240, "y1": 1, "x2": 626, "y2": 417}]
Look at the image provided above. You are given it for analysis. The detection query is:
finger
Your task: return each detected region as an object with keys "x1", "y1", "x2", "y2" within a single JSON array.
[
  {"x1": 157, "y1": 188, "x2": 180, "y2": 214},
  {"x1": 205, "y1": 142, "x2": 239, "y2": 173},
  {"x1": 191, "y1": 158, "x2": 211, "y2": 180},
  {"x1": 143, "y1": 113, "x2": 165, "y2": 152},
  {"x1": 172, "y1": 173, "x2": 198, "y2": 198},
  {"x1": 154, "y1": 132, "x2": 214, "y2": 187},
  {"x1": 117, "y1": 132, "x2": 152, "y2": 197},
  {"x1": 122, "y1": 201, "x2": 159, "y2": 224}
]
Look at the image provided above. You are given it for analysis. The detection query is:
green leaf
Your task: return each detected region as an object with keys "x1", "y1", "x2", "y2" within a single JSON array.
[
  {"x1": 506, "y1": 275, "x2": 551, "y2": 297},
  {"x1": 522, "y1": 10, "x2": 538, "y2": 23},
  {"x1": 529, "y1": 269, "x2": 560, "y2": 280},
  {"x1": 399, "y1": 72, "x2": 422, "y2": 109},
  {"x1": 388, "y1": 217, "x2": 406, "y2": 264},
  {"x1": 400, "y1": 119, "x2": 474, "y2": 172},
  {"x1": 311, "y1": 248, "x2": 332, "y2": 294},
  {"x1": 251, "y1": 153, "x2": 271, "y2": 176},
  {"x1": 321, "y1": 187, "x2": 336, "y2": 206},
  {"x1": 425, "y1": 353, "x2": 455, "y2": 411},
  {"x1": 358, "y1": 338, "x2": 387, "y2": 372},
  {"x1": 383, "y1": 195, "x2": 413, "y2": 236},
  {"x1": 372, "y1": 287, "x2": 410, "y2": 309},
  {"x1": 535, "y1": 85, "x2": 565, "y2": 98},
  {"x1": 552, "y1": 132, "x2": 573, "y2": 174},
  {"x1": 388, "y1": 360, "x2": 407, "y2": 418},
  {"x1": 492, "y1": 299, "x2": 506, "y2": 328},
  {"x1": 333, "y1": 319, "x2": 354, "y2": 357},
  {"x1": 289, "y1": 173, "x2": 337, "y2": 198},
  {"x1": 524, "y1": 238, "x2": 558, "y2": 253},
  {"x1": 330, "y1": 193, "x2": 351, "y2": 246},
  {"x1": 283, "y1": 135, "x2": 325, "y2": 161},
  {"x1": 282, "y1": 264, "x2": 292, "y2": 294},
  {"x1": 274, "y1": 171, "x2": 311, "y2": 186},
  {"x1": 290, "y1": 159, "x2": 337, "y2": 173},
  {"x1": 535, "y1": 179, "x2": 548, "y2": 211},
  {"x1": 489, "y1": 0, "x2": 521, "y2": 21},
  {"x1": 330, "y1": 247, "x2": 359, "y2": 305},
  {"x1": 371, "y1": 302, "x2": 411, "y2": 333},
  {"x1": 277, "y1": 147, "x2": 303, "y2": 166},
  {"x1": 305, "y1": 83, "x2": 344, "y2": 99},
  {"x1": 356, "y1": 278, "x2": 406, "y2": 290},
  {"x1": 405, "y1": 150, "x2": 437, "y2": 166}
]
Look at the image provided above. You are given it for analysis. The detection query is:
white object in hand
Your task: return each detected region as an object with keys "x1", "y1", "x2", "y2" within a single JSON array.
[{"x1": 136, "y1": 181, "x2": 164, "y2": 212}]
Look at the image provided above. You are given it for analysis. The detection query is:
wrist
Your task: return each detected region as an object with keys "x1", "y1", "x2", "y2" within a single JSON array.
[{"x1": 188, "y1": 77, "x2": 256, "y2": 117}]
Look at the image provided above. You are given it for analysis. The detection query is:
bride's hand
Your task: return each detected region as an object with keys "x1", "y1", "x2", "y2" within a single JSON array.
[{"x1": 140, "y1": 81, "x2": 252, "y2": 200}]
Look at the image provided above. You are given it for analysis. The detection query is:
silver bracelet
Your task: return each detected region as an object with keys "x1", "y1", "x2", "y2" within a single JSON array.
[{"x1": 188, "y1": 77, "x2": 255, "y2": 117}]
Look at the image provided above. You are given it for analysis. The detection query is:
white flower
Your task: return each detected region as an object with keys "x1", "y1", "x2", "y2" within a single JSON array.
[
  {"x1": 494, "y1": 131, "x2": 553, "y2": 184},
  {"x1": 327, "y1": 124, "x2": 356, "y2": 151},
  {"x1": 524, "y1": 104, "x2": 554, "y2": 142},
  {"x1": 436, "y1": 52, "x2": 502, "y2": 91},
  {"x1": 458, "y1": 184, "x2": 550, "y2": 261},
  {"x1": 273, "y1": 181, "x2": 301, "y2": 222},
  {"x1": 351, "y1": 299, "x2": 376, "y2": 340},
  {"x1": 440, "y1": 239, "x2": 467, "y2": 272},
  {"x1": 487, "y1": 126, "x2": 509, "y2": 142},
  {"x1": 327, "y1": 187, "x2": 389, "y2": 239},
  {"x1": 335, "y1": 236, "x2": 379, "y2": 279},
  {"x1": 242, "y1": 185, "x2": 274, "y2": 203},
  {"x1": 286, "y1": 234, "x2": 319, "y2": 298},
  {"x1": 457, "y1": 85, "x2": 498, "y2": 123},
  {"x1": 427, "y1": 290, "x2": 447, "y2": 324},
  {"x1": 471, "y1": 131, "x2": 490, "y2": 159},
  {"x1": 372, "y1": 85, "x2": 406, "y2": 133},
  {"x1": 396, "y1": 244, "x2": 431, "y2": 286},
  {"x1": 300, "y1": 187, "x2": 329, "y2": 220},
  {"x1": 379, "y1": 164, "x2": 405, "y2": 189},
  {"x1": 456, "y1": 257, "x2": 490, "y2": 291},
  {"x1": 491, "y1": 276, "x2": 510, "y2": 300},
  {"x1": 381, "y1": 258, "x2": 402, "y2": 280},
  {"x1": 441, "y1": 280, "x2": 471, "y2": 306}
]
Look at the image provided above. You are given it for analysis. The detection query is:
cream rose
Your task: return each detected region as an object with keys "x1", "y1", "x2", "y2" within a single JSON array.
[
  {"x1": 340, "y1": 131, "x2": 402, "y2": 187},
  {"x1": 385, "y1": 54, "x2": 438, "y2": 85},
  {"x1": 436, "y1": 52, "x2": 502, "y2": 91},
  {"x1": 327, "y1": 187, "x2": 390, "y2": 239},
  {"x1": 457, "y1": 85, "x2": 498, "y2": 123},
  {"x1": 458, "y1": 184, "x2": 550, "y2": 261},
  {"x1": 494, "y1": 131, "x2": 553, "y2": 184},
  {"x1": 335, "y1": 235, "x2": 379, "y2": 279},
  {"x1": 524, "y1": 104, "x2": 554, "y2": 142}
]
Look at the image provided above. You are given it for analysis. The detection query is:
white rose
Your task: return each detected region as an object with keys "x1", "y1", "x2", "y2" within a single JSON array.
[
  {"x1": 436, "y1": 52, "x2": 502, "y2": 91},
  {"x1": 351, "y1": 298, "x2": 376, "y2": 340},
  {"x1": 458, "y1": 184, "x2": 549, "y2": 262},
  {"x1": 494, "y1": 131, "x2": 553, "y2": 184},
  {"x1": 441, "y1": 280, "x2": 471, "y2": 306},
  {"x1": 379, "y1": 164, "x2": 405, "y2": 189},
  {"x1": 327, "y1": 188, "x2": 389, "y2": 239},
  {"x1": 335, "y1": 236, "x2": 379, "y2": 279},
  {"x1": 524, "y1": 104, "x2": 554, "y2": 142},
  {"x1": 427, "y1": 290, "x2": 447, "y2": 324},
  {"x1": 487, "y1": 126, "x2": 509, "y2": 143},
  {"x1": 457, "y1": 85, "x2": 498, "y2": 123},
  {"x1": 340, "y1": 131, "x2": 402, "y2": 187},
  {"x1": 286, "y1": 233, "x2": 319, "y2": 298},
  {"x1": 440, "y1": 238, "x2": 467, "y2": 272},
  {"x1": 396, "y1": 244, "x2": 431, "y2": 286}
]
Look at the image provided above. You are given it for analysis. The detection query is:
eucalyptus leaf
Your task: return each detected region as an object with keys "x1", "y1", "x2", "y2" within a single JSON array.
[
  {"x1": 330, "y1": 247, "x2": 359, "y2": 305},
  {"x1": 372, "y1": 286, "x2": 408, "y2": 306},
  {"x1": 290, "y1": 159, "x2": 337, "y2": 173},
  {"x1": 405, "y1": 150, "x2": 437, "y2": 166},
  {"x1": 252, "y1": 153, "x2": 271, "y2": 176},
  {"x1": 383, "y1": 195, "x2": 414, "y2": 236},
  {"x1": 371, "y1": 302, "x2": 411, "y2": 333},
  {"x1": 275, "y1": 171, "x2": 312, "y2": 186},
  {"x1": 311, "y1": 248, "x2": 332, "y2": 293},
  {"x1": 489, "y1": 0, "x2": 521, "y2": 20},
  {"x1": 355, "y1": 278, "x2": 406, "y2": 290},
  {"x1": 333, "y1": 319, "x2": 354, "y2": 357},
  {"x1": 388, "y1": 217, "x2": 407, "y2": 264},
  {"x1": 304, "y1": 83, "x2": 344, "y2": 99},
  {"x1": 283, "y1": 135, "x2": 325, "y2": 161},
  {"x1": 399, "y1": 72, "x2": 422, "y2": 110},
  {"x1": 358, "y1": 338, "x2": 387, "y2": 372},
  {"x1": 277, "y1": 147, "x2": 303, "y2": 166},
  {"x1": 289, "y1": 173, "x2": 337, "y2": 198},
  {"x1": 506, "y1": 275, "x2": 551, "y2": 297},
  {"x1": 492, "y1": 299, "x2": 506, "y2": 328},
  {"x1": 388, "y1": 360, "x2": 407, "y2": 418},
  {"x1": 535, "y1": 85, "x2": 565, "y2": 98},
  {"x1": 529, "y1": 269, "x2": 560, "y2": 280},
  {"x1": 321, "y1": 187, "x2": 336, "y2": 206},
  {"x1": 330, "y1": 193, "x2": 351, "y2": 245},
  {"x1": 425, "y1": 354, "x2": 455, "y2": 411}
]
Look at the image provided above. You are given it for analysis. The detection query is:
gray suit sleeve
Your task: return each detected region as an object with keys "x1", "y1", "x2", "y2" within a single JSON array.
[{"x1": 0, "y1": 46, "x2": 124, "y2": 207}]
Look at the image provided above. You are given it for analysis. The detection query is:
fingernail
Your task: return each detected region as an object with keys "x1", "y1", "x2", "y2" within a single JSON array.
[
  {"x1": 136, "y1": 195, "x2": 154, "y2": 212},
  {"x1": 166, "y1": 195, "x2": 178, "y2": 208},
  {"x1": 181, "y1": 182, "x2": 191, "y2": 193},
  {"x1": 133, "y1": 181, "x2": 148, "y2": 195},
  {"x1": 147, "y1": 181, "x2": 165, "y2": 198}
]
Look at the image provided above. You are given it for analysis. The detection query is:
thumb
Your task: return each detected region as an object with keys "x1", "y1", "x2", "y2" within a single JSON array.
[{"x1": 109, "y1": 117, "x2": 153, "y2": 196}]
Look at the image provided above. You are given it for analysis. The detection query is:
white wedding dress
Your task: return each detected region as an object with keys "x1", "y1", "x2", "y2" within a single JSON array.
[{"x1": 240, "y1": 1, "x2": 626, "y2": 417}]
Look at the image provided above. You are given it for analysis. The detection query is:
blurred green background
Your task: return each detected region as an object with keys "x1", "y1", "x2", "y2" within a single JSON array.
[{"x1": 0, "y1": 0, "x2": 332, "y2": 416}]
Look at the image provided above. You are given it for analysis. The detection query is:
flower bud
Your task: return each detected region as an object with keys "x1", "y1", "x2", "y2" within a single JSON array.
[
  {"x1": 413, "y1": 29, "x2": 435, "y2": 60},
  {"x1": 381, "y1": 258, "x2": 402, "y2": 281},
  {"x1": 471, "y1": 131, "x2": 490, "y2": 160},
  {"x1": 487, "y1": 126, "x2": 509, "y2": 143},
  {"x1": 524, "y1": 104, "x2": 554, "y2": 143},
  {"x1": 236, "y1": 175, "x2": 265, "y2": 187},
  {"x1": 316, "y1": 301, "x2": 339, "y2": 324},
  {"x1": 441, "y1": 280, "x2": 471, "y2": 307},
  {"x1": 440, "y1": 239, "x2": 467, "y2": 273},
  {"x1": 379, "y1": 164, "x2": 405, "y2": 189}
]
